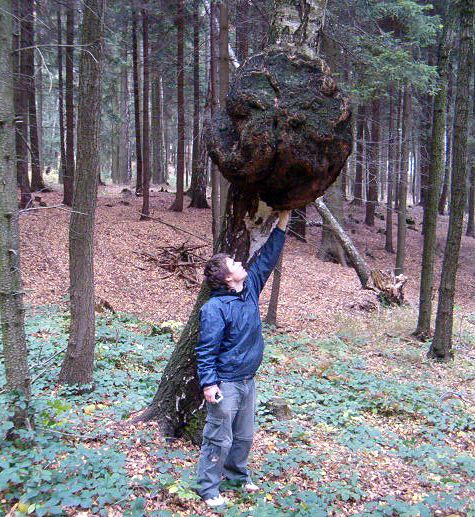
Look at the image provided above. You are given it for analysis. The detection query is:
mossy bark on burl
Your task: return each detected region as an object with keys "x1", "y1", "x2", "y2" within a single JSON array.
[{"x1": 136, "y1": 0, "x2": 352, "y2": 441}]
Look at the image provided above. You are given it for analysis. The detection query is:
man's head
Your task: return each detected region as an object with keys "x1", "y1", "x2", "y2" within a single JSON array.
[{"x1": 204, "y1": 253, "x2": 247, "y2": 291}]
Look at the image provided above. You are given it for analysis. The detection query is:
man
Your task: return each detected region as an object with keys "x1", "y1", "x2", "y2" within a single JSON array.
[{"x1": 195, "y1": 210, "x2": 290, "y2": 507}]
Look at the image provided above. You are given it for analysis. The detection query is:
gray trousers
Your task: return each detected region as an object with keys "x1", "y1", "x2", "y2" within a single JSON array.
[{"x1": 196, "y1": 379, "x2": 256, "y2": 499}]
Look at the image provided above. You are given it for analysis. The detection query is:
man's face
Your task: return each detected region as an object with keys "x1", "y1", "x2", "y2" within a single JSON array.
[{"x1": 225, "y1": 257, "x2": 248, "y2": 285}]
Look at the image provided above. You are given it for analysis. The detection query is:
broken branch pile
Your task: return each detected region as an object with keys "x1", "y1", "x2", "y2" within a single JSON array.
[{"x1": 135, "y1": 243, "x2": 206, "y2": 287}]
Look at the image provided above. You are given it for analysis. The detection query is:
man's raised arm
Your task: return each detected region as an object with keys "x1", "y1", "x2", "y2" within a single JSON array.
[{"x1": 247, "y1": 210, "x2": 291, "y2": 294}]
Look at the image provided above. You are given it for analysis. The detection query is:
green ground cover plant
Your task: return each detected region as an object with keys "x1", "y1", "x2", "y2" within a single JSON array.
[{"x1": 1, "y1": 306, "x2": 474, "y2": 515}]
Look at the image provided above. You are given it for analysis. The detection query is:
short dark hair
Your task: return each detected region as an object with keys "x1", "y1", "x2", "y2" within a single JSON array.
[{"x1": 204, "y1": 253, "x2": 231, "y2": 290}]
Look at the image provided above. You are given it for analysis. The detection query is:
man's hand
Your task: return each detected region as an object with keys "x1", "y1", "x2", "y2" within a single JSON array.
[
  {"x1": 277, "y1": 210, "x2": 291, "y2": 230},
  {"x1": 203, "y1": 384, "x2": 222, "y2": 404}
]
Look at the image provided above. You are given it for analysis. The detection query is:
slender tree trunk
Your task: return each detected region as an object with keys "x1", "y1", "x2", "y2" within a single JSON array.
[
  {"x1": 170, "y1": 0, "x2": 185, "y2": 211},
  {"x1": 63, "y1": 0, "x2": 75, "y2": 206},
  {"x1": 429, "y1": 2, "x2": 474, "y2": 361},
  {"x1": 352, "y1": 104, "x2": 364, "y2": 205},
  {"x1": 23, "y1": 0, "x2": 43, "y2": 192},
  {"x1": 467, "y1": 165, "x2": 475, "y2": 237},
  {"x1": 141, "y1": 6, "x2": 150, "y2": 219},
  {"x1": 385, "y1": 87, "x2": 395, "y2": 253},
  {"x1": 395, "y1": 87, "x2": 411, "y2": 275},
  {"x1": 57, "y1": 7, "x2": 66, "y2": 184},
  {"x1": 236, "y1": 0, "x2": 249, "y2": 62},
  {"x1": 415, "y1": 15, "x2": 453, "y2": 339},
  {"x1": 13, "y1": 0, "x2": 32, "y2": 208},
  {"x1": 288, "y1": 207, "x2": 306, "y2": 241},
  {"x1": 151, "y1": 60, "x2": 163, "y2": 184},
  {"x1": 0, "y1": 0, "x2": 31, "y2": 428},
  {"x1": 132, "y1": 9, "x2": 143, "y2": 195},
  {"x1": 218, "y1": 1, "x2": 230, "y2": 222},
  {"x1": 365, "y1": 98, "x2": 379, "y2": 226},
  {"x1": 59, "y1": 0, "x2": 104, "y2": 385},
  {"x1": 265, "y1": 249, "x2": 284, "y2": 326},
  {"x1": 210, "y1": 0, "x2": 220, "y2": 244},
  {"x1": 320, "y1": 176, "x2": 347, "y2": 265},
  {"x1": 189, "y1": 0, "x2": 208, "y2": 208},
  {"x1": 439, "y1": 70, "x2": 454, "y2": 215}
]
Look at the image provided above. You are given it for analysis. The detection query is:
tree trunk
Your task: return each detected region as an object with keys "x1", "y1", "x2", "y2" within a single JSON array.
[
  {"x1": 315, "y1": 199, "x2": 370, "y2": 287},
  {"x1": 352, "y1": 104, "x2": 364, "y2": 205},
  {"x1": 112, "y1": 41, "x2": 130, "y2": 184},
  {"x1": 170, "y1": 0, "x2": 185, "y2": 212},
  {"x1": 22, "y1": 0, "x2": 43, "y2": 192},
  {"x1": 236, "y1": 0, "x2": 249, "y2": 62},
  {"x1": 385, "y1": 87, "x2": 395, "y2": 253},
  {"x1": 429, "y1": 1, "x2": 473, "y2": 361},
  {"x1": 467, "y1": 165, "x2": 475, "y2": 237},
  {"x1": 63, "y1": 0, "x2": 75, "y2": 206},
  {"x1": 141, "y1": 6, "x2": 151, "y2": 219},
  {"x1": 319, "y1": 176, "x2": 346, "y2": 265},
  {"x1": 365, "y1": 97, "x2": 379, "y2": 226},
  {"x1": 288, "y1": 207, "x2": 306, "y2": 242},
  {"x1": 415, "y1": 13, "x2": 453, "y2": 340},
  {"x1": 218, "y1": 1, "x2": 230, "y2": 222},
  {"x1": 132, "y1": 9, "x2": 143, "y2": 195},
  {"x1": 13, "y1": 0, "x2": 32, "y2": 209},
  {"x1": 188, "y1": 0, "x2": 208, "y2": 208},
  {"x1": 59, "y1": 0, "x2": 104, "y2": 385},
  {"x1": 151, "y1": 63, "x2": 163, "y2": 184},
  {"x1": 210, "y1": 0, "x2": 220, "y2": 244},
  {"x1": 439, "y1": 69, "x2": 454, "y2": 215},
  {"x1": 0, "y1": 0, "x2": 31, "y2": 428},
  {"x1": 265, "y1": 249, "x2": 284, "y2": 326},
  {"x1": 395, "y1": 87, "x2": 412, "y2": 276},
  {"x1": 57, "y1": 7, "x2": 66, "y2": 184}
]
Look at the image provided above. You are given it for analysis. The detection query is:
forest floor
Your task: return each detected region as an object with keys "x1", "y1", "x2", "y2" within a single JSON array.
[
  {"x1": 19, "y1": 185, "x2": 475, "y2": 336},
  {"x1": 1, "y1": 185, "x2": 474, "y2": 516}
]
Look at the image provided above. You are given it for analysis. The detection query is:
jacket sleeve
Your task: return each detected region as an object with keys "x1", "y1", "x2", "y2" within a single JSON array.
[
  {"x1": 247, "y1": 227, "x2": 286, "y2": 295},
  {"x1": 195, "y1": 304, "x2": 226, "y2": 389}
]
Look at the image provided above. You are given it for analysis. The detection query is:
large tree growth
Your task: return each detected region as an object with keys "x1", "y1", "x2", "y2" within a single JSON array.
[{"x1": 135, "y1": 0, "x2": 352, "y2": 440}]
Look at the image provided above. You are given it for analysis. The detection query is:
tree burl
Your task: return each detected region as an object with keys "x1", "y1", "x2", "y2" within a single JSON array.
[{"x1": 206, "y1": 50, "x2": 352, "y2": 209}]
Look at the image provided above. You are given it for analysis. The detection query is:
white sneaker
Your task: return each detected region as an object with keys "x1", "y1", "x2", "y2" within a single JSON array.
[
  {"x1": 244, "y1": 481, "x2": 259, "y2": 492},
  {"x1": 204, "y1": 494, "x2": 227, "y2": 508}
]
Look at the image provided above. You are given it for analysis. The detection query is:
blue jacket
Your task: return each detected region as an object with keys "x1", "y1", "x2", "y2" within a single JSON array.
[{"x1": 196, "y1": 227, "x2": 286, "y2": 388}]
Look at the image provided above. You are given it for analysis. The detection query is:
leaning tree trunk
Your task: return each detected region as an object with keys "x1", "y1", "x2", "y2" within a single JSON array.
[
  {"x1": 429, "y1": 1, "x2": 473, "y2": 361},
  {"x1": 59, "y1": 0, "x2": 104, "y2": 385},
  {"x1": 0, "y1": 0, "x2": 31, "y2": 429},
  {"x1": 415, "y1": 12, "x2": 453, "y2": 340},
  {"x1": 135, "y1": 0, "x2": 352, "y2": 440}
]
